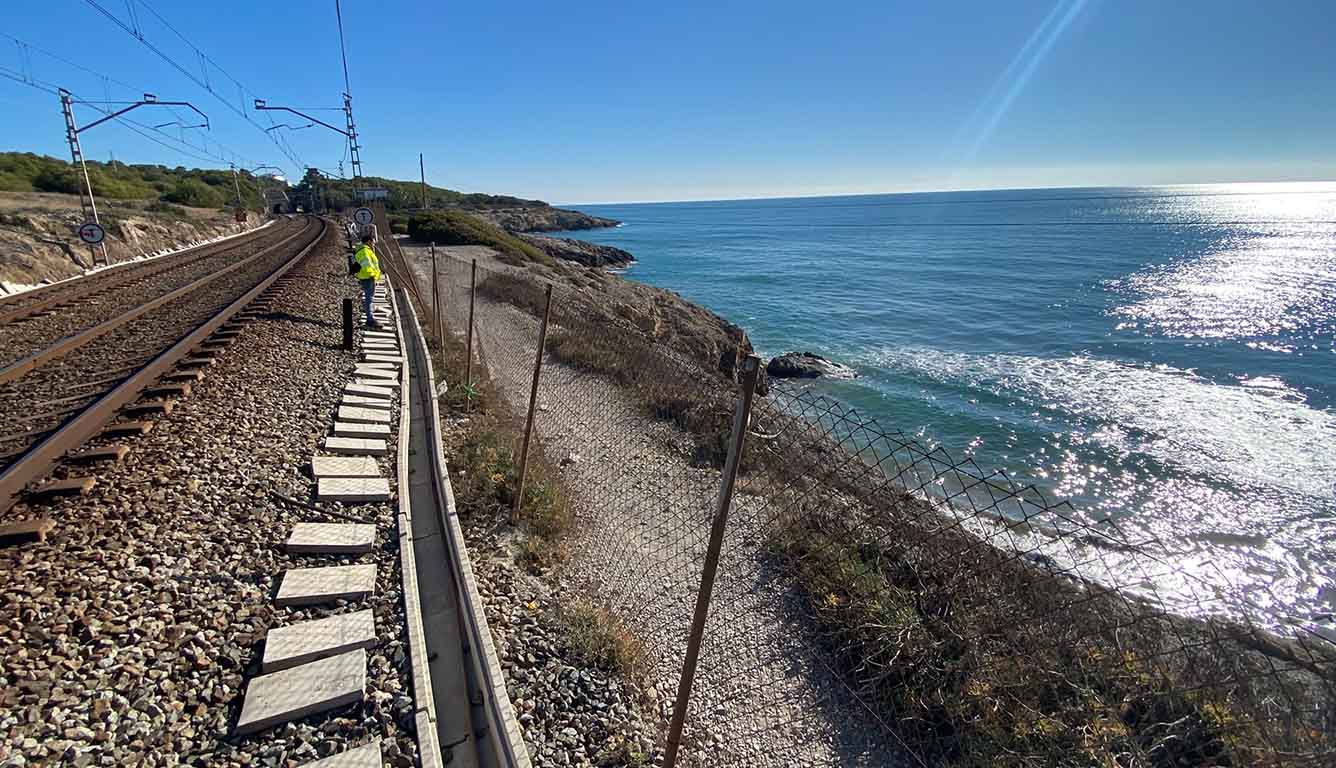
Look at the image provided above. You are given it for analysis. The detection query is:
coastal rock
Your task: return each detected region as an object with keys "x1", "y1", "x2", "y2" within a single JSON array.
[
  {"x1": 516, "y1": 234, "x2": 635, "y2": 268},
  {"x1": 766, "y1": 352, "x2": 857, "y2": 380},
  {"x1": 475, "y1": 206, "x2": 619, "y2": 233}
]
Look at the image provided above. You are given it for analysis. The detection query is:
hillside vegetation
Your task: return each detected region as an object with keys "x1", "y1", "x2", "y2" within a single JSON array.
[
  {"x1": 406, "y1": 210, "x2": 550, "y2": 266},
  {"x1": 0, "y1": 152, "x2": 268, "y2": 209},
  {"x1": 306, "y1": 173, "x2": 546, "y2": 212}
]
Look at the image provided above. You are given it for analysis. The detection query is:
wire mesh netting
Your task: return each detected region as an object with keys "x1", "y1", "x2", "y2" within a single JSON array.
[{"x1": 408, "y1": 246, "x2": 1334, "y2": 767}]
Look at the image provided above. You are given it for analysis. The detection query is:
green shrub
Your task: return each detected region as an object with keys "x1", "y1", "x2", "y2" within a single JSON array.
[{"x1": 164, "y1": 178, "x2": 227, "y2": 208}]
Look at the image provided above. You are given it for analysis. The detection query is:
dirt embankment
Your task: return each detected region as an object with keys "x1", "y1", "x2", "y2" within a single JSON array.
[{"x1": 0, "y1": 192, "x2": 261, "y2": 292}]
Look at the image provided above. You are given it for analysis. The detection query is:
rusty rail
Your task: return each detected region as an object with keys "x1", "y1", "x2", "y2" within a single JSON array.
[
  {"x1": 0, "y1": 221, "x2": 316, "y2": 385},
  {"x1": 0, "y1": 217, "x2": 327, "y2": 514}
]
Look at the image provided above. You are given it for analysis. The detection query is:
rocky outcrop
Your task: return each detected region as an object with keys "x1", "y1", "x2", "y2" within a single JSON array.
[
  {"x1": 766, "y1": 352, "x2": 858, "y2": 380},
  {"x1": 516, "y1": 234, "x2": 634, "y2": 268},
  {"x1": 0, "y1": 193, "x2": 256, "y2": 292},
  {"x1": 474, "y1": 206, "x2": 619, "y2": 233}
]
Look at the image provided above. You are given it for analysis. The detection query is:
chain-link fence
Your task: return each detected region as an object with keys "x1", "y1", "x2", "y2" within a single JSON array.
[{"x1": 408, "y1": 246, "x2": 1334, "y2": 768}]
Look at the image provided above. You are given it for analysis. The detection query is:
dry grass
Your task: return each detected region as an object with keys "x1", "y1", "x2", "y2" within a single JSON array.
[{"x1": 561, "y1": 600, "x2": 648, "y2": 682}]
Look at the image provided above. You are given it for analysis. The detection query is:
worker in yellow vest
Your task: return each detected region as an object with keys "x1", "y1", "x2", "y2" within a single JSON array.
[{"x1": 353, "y1": 232, "x2": 383, "y2": 328}]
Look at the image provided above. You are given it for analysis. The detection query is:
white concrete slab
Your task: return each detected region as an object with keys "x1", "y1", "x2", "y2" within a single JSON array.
[
  {"x1": 363, "y1": 330, "x2": 398, "y2": 341},
  {"x1": 316, "y1": 477, "x2": 391, "y2": 503},
  {"x1": 323, "y1": 437, "x2": 388, "y2": 456},
  {"x1": 337, "y1": 406, "x2": 391, "y2": 424},
  {"x1": 300, "y1": 740, "x2": 383, "y2": 768},
  {"x1": 341, "y1": 395, "x2": 392, "y2": 410},
  {"x1": 352, "y1": 365, "x2": 398, "y2": 381},
  {"x1": 234, "y1": 649, "x2": 366, "y2": 735},
  {"x1": 311, "y1": 455, "x2": 382, "y2": 478},
  {"x1": 332, "y1": 421, "x2": 391, "y2": 438},
  {"x1": 352, "y1": 378, "x2": 399, "y2": 390},
  {"x1": 262, "y1": 609, "x2": 377, "y2": 672},
  {"x1": 286, "y1": 522, "x2": 377, "y2": 553},
  {"x1": 360, "y1": 354, "x2": 403, "y2": 365},
  {"x1": 344, "y1": 383, "x2": 393, "y2": 400},
  {"x1": 275, "y1": 564, "x2": 377, "y2": 606}
]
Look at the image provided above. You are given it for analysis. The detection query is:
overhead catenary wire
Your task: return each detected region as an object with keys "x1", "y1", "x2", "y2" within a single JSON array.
[
  {"x1": 82, "y1": 0, "x2": 306, "y2": 174},
  {"x1": 0, "y1": 61, "x2": 263, "y2": 169},
  {"x1": 0, "y1": 32, "x2": 267, "y2": 169}
]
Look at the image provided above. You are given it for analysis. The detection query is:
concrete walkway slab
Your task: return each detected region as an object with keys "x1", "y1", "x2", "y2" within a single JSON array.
[
  {"x1": 286, "y1": 522, "x2": 377, "y2": 553},
  {"x1": 341, "y1": 395, "x2": 391, "y2": 410},
  {"x1": 323, "y1": 437, "x2": 388, "y2": 456},
  {"x1": 359, "y1": 355, "x2": 403, "y2": 366},
  {"x1": 299, "y1": 740, "x2": 382, "y2": 767},
  {"x1": 332, "y1": 421, "x2": 391, "y2": 438},
  {"x1": 316, "y1": 477, "x2": 391, "y2": 503},
  {"x1": 311, "y1": 455, "x2": 382, "y2": 478},
  {"x1": 275, "y1": 564, "x2": 377, "y2": 606},
  {"x1": 363, "y1": 330, "x2": 397, "y2": 341},
  {"x1": 337, "y1": 406, "x2": 391, "y2": 424},
  {"x1": 235, "y1": 649, "x2": 366, "y2": 735},
  {"x1": 352, "y1": 377, "x2": 399, "y2": 390},
  {"x1": 262, "y1": 609, "x2": 376, "y2": 672},
  {"x1": 344, "y1": 383, "x2": 393, "y2": 400},
  {"x1": 352, "y1": 365, "x2": 398, "y2": 381}
]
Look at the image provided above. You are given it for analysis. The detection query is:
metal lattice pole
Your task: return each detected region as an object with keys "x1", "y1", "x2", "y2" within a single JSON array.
[{"x1": 59, "y1": 89, "x2": 106, "y2": 268}]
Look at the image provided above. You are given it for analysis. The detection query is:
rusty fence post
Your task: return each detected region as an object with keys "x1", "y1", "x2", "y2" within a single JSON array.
[
  {"x1": 512, "y1": 283, "x2": 553, "y2": 521},
  {"x1": 465, "y1": 258, "x2": 477, "y2": 390},
  {"x1": 663, "y1": 355, "x2": 761, "y2": 768},
  {"x1": 430, "y1": 242, "x2": 440, "y2": 344}
]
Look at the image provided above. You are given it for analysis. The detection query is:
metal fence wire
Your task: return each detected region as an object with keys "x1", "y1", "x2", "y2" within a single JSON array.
[{"x1": 413, "y1": 249, "x2": 1335, "y2": 768}]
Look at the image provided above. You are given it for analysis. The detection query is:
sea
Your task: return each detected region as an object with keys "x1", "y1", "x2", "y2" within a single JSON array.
[{"x1": 556, "y1": 183, "x2": 1336, "y2": 633}]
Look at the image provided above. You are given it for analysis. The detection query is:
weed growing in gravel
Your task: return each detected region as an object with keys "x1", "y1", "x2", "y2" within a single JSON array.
[
  {"x1": 561, "y1": 601, "x2": 647, "y2": 681},
  {"x1": 593, "y1": 738, "x2": 650, "y2": 767}
]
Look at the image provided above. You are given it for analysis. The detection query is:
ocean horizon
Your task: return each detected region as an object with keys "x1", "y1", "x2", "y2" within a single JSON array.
[{"x1": 556, "y1": 181, "x2": 1336, "y2": 632}]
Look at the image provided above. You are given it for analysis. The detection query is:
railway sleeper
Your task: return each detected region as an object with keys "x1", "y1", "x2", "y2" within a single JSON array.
[
  {"x1": 28, "y1": 475, "x2": 96, "y2": 499},
  {"x1": 123, "y1": 399, "x2": 175, "y2": 416},
  {"x1": 99, "y1": 421, "x2": 154, "y2": 438},
  {"x1": 147, "y1": 383, "x2": 191, "y2": 398},
  {"x1": 66, "y1": 445, "x2": 130, "y2": 464}
]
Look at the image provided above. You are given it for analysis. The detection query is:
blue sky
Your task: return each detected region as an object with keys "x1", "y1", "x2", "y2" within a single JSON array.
[{"x1": 2, "y1": 0, "x2": 1334, "y2": 202}]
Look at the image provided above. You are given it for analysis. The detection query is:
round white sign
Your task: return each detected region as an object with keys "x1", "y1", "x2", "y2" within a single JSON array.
[
  {"x1": 78, "y1": 222, "x2": 106, "y2": 245},
  {"x1": 353, "y1": 207, "x2": 374, "y2": 226}
]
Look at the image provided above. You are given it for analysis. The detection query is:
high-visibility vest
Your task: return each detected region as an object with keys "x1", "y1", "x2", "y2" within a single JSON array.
[{"x1": 353, "y1": 244, "x2": 381, "y2": 281}]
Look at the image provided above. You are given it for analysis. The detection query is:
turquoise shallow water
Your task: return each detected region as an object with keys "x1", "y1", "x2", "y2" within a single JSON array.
[{"x1": 555, "y1": 183, "x2": 1336, "y2": 629}]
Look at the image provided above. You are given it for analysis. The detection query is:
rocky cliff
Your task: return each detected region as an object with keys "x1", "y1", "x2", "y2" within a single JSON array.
[
  {"x1": 0, "y1": 192, "x2": 259, "y2": 293},
  {"x1": 474, "y1": 206, "x2": 619, "y2": 233},
  {"x1": 516, "y1": 233, "x2": 635, "y2": 268}
]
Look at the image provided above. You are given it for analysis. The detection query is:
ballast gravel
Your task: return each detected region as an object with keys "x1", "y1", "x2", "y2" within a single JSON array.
[{"x1": 0, "y1": 233, "x2": 418, "y2": 767}]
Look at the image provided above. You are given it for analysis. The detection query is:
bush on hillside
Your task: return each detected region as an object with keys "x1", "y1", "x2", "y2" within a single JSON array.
[
  {"x1": 164, "y1": 178, "x2": 228, "y2": 208},
  {"x1": 0, "y1": 151, "x2": 266, "y2": 208},
  {"x1": 407, "y1": 210, "x2": 550, "y2": 266}
]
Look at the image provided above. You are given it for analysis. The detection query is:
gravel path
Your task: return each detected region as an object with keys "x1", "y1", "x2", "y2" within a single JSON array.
[
  {"x1": 410, "y1": 248, "x2": 895, "y2": 767},
  {"x1": 0, "y1": 233, "x2": 416, "y2": 767}
]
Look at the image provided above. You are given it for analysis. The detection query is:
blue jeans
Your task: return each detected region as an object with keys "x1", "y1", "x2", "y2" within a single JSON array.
[{"x1": 360, "y1": 279, "x2": 378, "y2": 326}]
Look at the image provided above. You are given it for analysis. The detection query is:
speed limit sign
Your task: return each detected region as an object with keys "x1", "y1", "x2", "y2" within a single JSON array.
[
  {"x1": 77, "y1": 221, "x2": 106, "y2": 245},
  {"x1": 353, "y1": 207, "x2": 374, "y2": 226}
]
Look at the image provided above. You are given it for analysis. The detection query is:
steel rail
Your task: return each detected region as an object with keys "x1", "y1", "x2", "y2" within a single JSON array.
[
  {"x1": 0, "y1": 220, "x2": 317, "y2": 385},
  {"x1": 0, "y1": 217, "x2": 327, "y2": 514},
  {"x1": 0, "y1": 220, "x2": 288, "y2": 326}
]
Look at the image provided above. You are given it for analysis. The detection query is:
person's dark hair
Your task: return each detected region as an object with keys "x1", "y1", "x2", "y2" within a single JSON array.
[{"x1": 361, "y1": 233, "x2": 374, "y2": 244}]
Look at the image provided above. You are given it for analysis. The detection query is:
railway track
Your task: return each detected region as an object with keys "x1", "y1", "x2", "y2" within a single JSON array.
[
  {"x1": 0, "y1": 218, "x2": 308, "y2": 368},
  {"x1": 0, "y1": 215, "x2": 328, "y2": 515}
]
